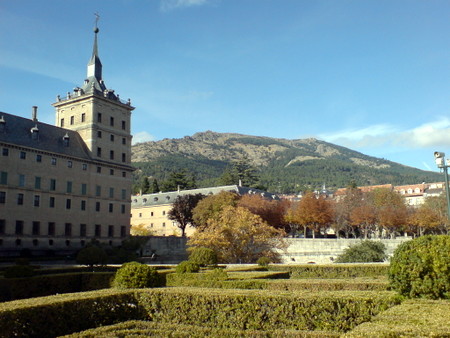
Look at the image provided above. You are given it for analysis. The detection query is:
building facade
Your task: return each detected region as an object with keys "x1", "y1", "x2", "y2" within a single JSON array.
[{"x1": 0, "y1": 25, "x2": 134, "y2": 256}]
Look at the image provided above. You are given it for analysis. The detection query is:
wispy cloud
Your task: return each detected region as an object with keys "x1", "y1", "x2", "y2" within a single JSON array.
[
  {"x1": 160, "y1": 0, "x2": 210, "y2": 12},
  {"x1": 318, "y1": 117, "x2": 450, "y2": 150},
  {"x1": 132, "y1": 131, "x2": 155, "y2": 145}
]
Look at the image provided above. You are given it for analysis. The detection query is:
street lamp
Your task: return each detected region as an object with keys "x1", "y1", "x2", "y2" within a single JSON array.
[{"x1": 434, "y1": 151, "x2": 450, "y2": 220}]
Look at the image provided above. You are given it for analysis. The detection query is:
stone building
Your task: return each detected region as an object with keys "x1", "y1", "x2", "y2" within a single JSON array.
[{"x1": 0, "y1": 24, "x2": 134, "y2": 256}]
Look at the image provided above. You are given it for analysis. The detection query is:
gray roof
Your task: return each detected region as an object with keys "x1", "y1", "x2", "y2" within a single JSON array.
[
  {"x1": 132, "y1": 185, "x2": 280, "y2": 207},
  {"x1": 0, "y1": 111, "x2": 91, "y2": 160}
]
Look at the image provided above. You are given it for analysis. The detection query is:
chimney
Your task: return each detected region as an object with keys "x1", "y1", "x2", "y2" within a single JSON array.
[{"x1": 32, "y1": 106, "x2": 38, "y2": 122}]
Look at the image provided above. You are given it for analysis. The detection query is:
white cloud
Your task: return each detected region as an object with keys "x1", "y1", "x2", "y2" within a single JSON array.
[
  {"x1": 160, "y1": 0, "x2": 210, "y2": 12},
  {"x1": 132, "y1": 131, "x2": 155, "y2": 145},
  {"x1": 318, "y1": 117, "x2": 450, "y2": 150}
]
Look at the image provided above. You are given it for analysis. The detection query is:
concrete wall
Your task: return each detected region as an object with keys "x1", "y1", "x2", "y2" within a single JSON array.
[
  {"x1": 277, "y1": 237, "x2": 412, "y2": 264},
  {"x1": 141, "y1": 236, "x2": 188, "y2": 264}
]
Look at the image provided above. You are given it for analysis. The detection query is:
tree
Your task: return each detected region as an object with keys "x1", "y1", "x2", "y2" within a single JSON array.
[
  {"x1": 130, "y1": 223, "x2": 153, "y2": 236},
  {"x1": 76, "y1": 245, "x2": 108, "y2": 268},
  {"x1": 333, "y1": 187, "x2": 364, "y2": 238},
  {"x1": 168, "y1": 194, "x2": 205, "y2": 237},
  {"x1": 335, "y1": 240, "x2": 387, "y2": 263},
  {"x1": 350, "y1": 202, "x2": 377, "y2": 239},
  {"x1": 192, "y1": 191, "x2": 240, "y2": 228},
  {"x1": 409, "y1": 195, "x2": 449, "y2": 236},
  {"x1": 160, "y1": 170, "x2": 197, "y2": 192},
  {"x1": 142, "y1": 177, "x2": 151, "y2": 194},
  {"x1": 188, "y1": 206, "x2": 286, "y2": 263},
  {"x1": 219, "y1": 157, "x2": 260, "y2": 188}
]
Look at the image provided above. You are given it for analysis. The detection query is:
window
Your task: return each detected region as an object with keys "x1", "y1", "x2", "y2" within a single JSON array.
[
  {"x1": 108, "y1": 225, "x2": 114, "y2": 237},
  {"x1": 95, "y1": 185, "x2": 101, "y2": 197},
  {"x1": 121, "y1": 204, "x2": 126, "y2": 214},
  {"x1": 0, "y1": 220, "x2": 5, "y2": 234},
  {"x1": 122, "y1": 138, "x2": 126, "y2": 145},
  {"x1": 109, "y1": 187, "x2": 114, "y2": 198},
  {"x1": 67, "y1": 161, "x2": 73, "y2": 168},
  {"x1": 122, "y1": 153, "x2": 126, "y2": 163},
  {"x1": 66, "y1": 198, "x2": 71, "y2": 209},
  {"x1": 65, "y1": 223, "x2": 72, "y2": 236},
  {"x1": 66, "y1": 181, "x2": 73, "y2": 193},
  {"x1": 18, "y1": 174, "x2": 25, "y2": 187},
  {"x1": 110, "y1": 150, "x2": 114, "y2": 160},
  {"x1": 2, "y1": 148, "x2": 8, "y2": 156},
  {"x1": 0, "y1": 172, "x2": 7, "y2": 184},
  {"x1": 60, "y1": 118, "x2": 64, "y2": 127},
  {"x1": 162, "y1": 211, "x2": 166, "y2": 216},
  {"x1": 0, "y1": 191, "x2": 5, "y2": 203},
  {"x1": 97, "y1": 130, "x2": 102, "y2": 138},
  {"x1": 120, "y1": 226, "x2": 126, "y2": 238},
  {"x1": 95, "y1": 201, "x2": 100, "y2": 212},
  {"x1": 48, "y1": 222, "x2": 55, "y2": 236},
  {"x1": 121, "y1": 189, "x2": 126, "y2": 200},
  {"x1": 151, "y1": 212, "x2": 154, "y2": 216},
  {"x1": 110, "y1": 117, "x2": 114, "y2": 126},
  {"x1": 20, "y1": 151, "x2": 26, "y2": 159},
  {"x1": 81, "y1": 183, "x2": 87, "y2": 195},
  {"x1": 51, "y1": 158, "x2": 57, "y2": 165},
  {"x1": 109, "y1": 203, "x2": 113, "y2": 213},
  {"x1": 34, "y1": 195, "x2": 40, "y2": 207},
  {"x1": 121, "y1": 120, "x2": 126, "y2": 130},
  {"x1": 35, "y1": 177, "x2": 41, "y2": 189},
  {"x1": 49, "y1": 196, "x2": 55, "y2": 208},
  {"x1": 139, "y1": 213, "x2": 142, "y2": 217},
  {"x1": 50, "y1": 179, "x2": 56, "y2": 191},
  {"x1": 95, "y1": 224, "x2": 101, "y2": 237},
  {"x1": 162, "y1": 222, "x2": 166, "y2": 227},
  {"x1": 80, "y1": 224, "x2": 86, "y2": 237},
  {"x1": 81, "y1": 113, "x2": 85, "y2": 122},
  {"x1": 70, "y1": 116, "x2": 74, "y2": 125},
  {"x1": 110, "y1": 134, "x2": 114, "y2": 142},
  {"x1": 81, "y1": 200, "x2": 86, "y2": 211},
  {"x1": 15, "y1": 221, "x2": 24, "y2": 235},
  {"x1": 32, "y1": 221, "x2": 40, "y2": 235},
  {"x1": 36, "y1": 154, "x2": 42, "y2": 162},
  {"x1": 110, "y1": 169, "x2": 114, "y2": 176},
  {"x1": 17, "y1": 193, "x2": 24, "y2": 205},
  {"x1": 97, "y1": 113, "x2": 102, "y2": 123},
  {"x1": 97, "y1": 147, "x2": 102, "y2": 157},
  {"x1": 122, "y1": 172, "x2": 126, "y2": 178},
  {"x1": 97, "y1": 166, "x2": 102, "y2": 173},
  {"x1": 82, "y1": 163, "x2": 87, "y2": 171}
]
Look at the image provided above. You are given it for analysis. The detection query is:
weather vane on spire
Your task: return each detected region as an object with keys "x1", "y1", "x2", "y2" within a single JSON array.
[{"x1": 94, "y1": 12, "x2": 100, "y2": 33}]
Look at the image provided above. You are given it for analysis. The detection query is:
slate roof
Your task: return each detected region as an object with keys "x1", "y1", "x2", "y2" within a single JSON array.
[
  {"x1": 132, "y1": 185, "x2": 280, "y2": 207},
  {"x1": 0, "y1": 111, "x2": 92, "y2": 160}
]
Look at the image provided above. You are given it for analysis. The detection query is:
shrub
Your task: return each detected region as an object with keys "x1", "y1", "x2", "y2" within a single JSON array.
[
  {"x1": 113, "y1": 262, "x2": 159, "y2": 289},
  {"x1": 76, "y1": 246, "x2": 108, "y2": 268},
  {"x1": 257, "y1": 257, "x2": 271, "y2": 267},
  {"x1": 176, "y1": 261, "x2": 200, "y2": 273},
  {"x1": 335, "y1": 240, "x2": 387, "y2": 263},
  {"x1": 4, "y1": 265, "x2": 35, "y2": 279},
  {"x1": 188, "y1": 247, "x2": 217, "y2": 267},
  {"x1": 389, "y1": 235, "x2": 450, "y2": 299}
]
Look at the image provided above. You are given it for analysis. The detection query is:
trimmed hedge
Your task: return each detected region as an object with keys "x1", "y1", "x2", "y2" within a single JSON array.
[
  {"x1": 0, "y1": 288, "x2": 401, "y2": 336},
  {"x1": 344, "y1": 299, "x2": 450, "y2": 337},
  {"x1": 65, "y1": 320, "x2": 341, "y2": 337},
  {"x1": 271, "y1": 264, "x2": 389, "y2": 279},
  {"x1": 0, "y1": 272, "x2": 114, "y2": 301}
]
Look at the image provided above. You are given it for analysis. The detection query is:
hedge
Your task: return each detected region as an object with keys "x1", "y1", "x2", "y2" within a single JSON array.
[
  {"x1": 65, "y1": 320, "x2": 341, "y2": 337},
  {"x1": 0, "y1": 288, "x2": 401, "y2": 336},
  {"x1": 344, "y1": 299, "x2": 450, "y2": 337},
  {"x1": 270, "y1": 264, "x2": 389, "y2": 279}
]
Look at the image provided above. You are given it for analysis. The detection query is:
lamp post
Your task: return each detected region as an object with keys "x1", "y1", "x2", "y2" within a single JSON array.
[{"x1": 434, "y1": 151, "x2": 450, "y2": 220}]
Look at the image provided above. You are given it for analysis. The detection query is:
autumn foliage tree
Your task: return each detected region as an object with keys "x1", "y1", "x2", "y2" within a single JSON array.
[
  {"x1": 168, "y1": 194, "x2": 205, "y2": 237},
  {"x1": 192, "y1": 191, "x2": 240, "y2": 228},
  {"x1": 188, "y1": 206, "x2": 286, "y2": 263}
]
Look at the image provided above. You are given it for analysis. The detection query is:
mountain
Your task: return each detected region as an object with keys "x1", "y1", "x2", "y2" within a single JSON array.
[{"x1": 131, "y1": 131, "x2": 441, "y2": 193}]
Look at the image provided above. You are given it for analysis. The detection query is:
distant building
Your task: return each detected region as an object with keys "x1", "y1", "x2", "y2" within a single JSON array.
[
  {"x1": 131, "y1": 185, "x2": 279, "y2": 237},
  {"x1": 0, "y1": 24, "x2": 134, "y2": 256}
]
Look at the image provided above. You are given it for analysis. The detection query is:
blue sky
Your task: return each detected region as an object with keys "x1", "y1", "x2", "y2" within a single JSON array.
[{"x1": 1, "y1": 0, "x2": 450, "y2": 172}]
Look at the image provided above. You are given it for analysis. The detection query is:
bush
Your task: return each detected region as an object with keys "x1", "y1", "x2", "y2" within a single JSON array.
[
  {"x1": 335, "y1": 240, "x2": 387, "y2": 263},
  {"x1": 257, "y1": 257, "x2": 271, "y2": 267},
  {"x1": 389, "y1": 235, "x2": 450, "y2": 299},
  {"x1": 76, "y1": 246, "x2": 108, "y2": 268},
  {"x1": 188, "y1": 247, "x2": 217, "y2": 267},
  {"x1": 113, "y1": 262, "x2": 159, "y2": 289},
  {"x1": 176, "y1": 261, "x2": 200, "y2": 273},
  {"x1": 4, "y1": 265, "x2": 35, "y2": 279}
]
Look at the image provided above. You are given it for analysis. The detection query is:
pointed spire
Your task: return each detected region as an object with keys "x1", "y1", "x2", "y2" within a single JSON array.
[{"x1": 87, "y1": 13, "x2": 102, "y2": 80}]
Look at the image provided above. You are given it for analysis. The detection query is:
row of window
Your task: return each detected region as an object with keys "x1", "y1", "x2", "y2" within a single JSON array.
[
  {"x1": 0, "y1": 219, "x2": 126, "y2": 238},
  {"x1": 0, "y1": 192, "x2": 127, "y2": 213},
  {"x1": 135, "y1": 211, "x2": 166, "y2": 217},
  {"x1": 3, "y1": 238, "x2": 118, "y2": 248},
  {"x1": 0, "y1": 174, "x2": 127, "y2": 199},
  {"x1": 1, "y1": 149, "x2": 128, "y2": 176},
  {"x1": 60, "y1": 113, "x2": 127, "y2": 130},
  {"x1": 96, "y1": 130, "x2": 127, "y2": 145},
  {"x1": 96, "y1": 147, "x2": 127, "y2": 162}
]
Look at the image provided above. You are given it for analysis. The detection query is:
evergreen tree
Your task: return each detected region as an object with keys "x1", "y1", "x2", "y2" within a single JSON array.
[{"x1": 161, "y1": 170, "x2": 197, "y2": 192}]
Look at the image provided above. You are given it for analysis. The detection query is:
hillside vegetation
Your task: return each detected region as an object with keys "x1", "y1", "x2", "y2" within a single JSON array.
[{"x1": 132, "y1": 131, "x2": 441, "y2": 193}]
